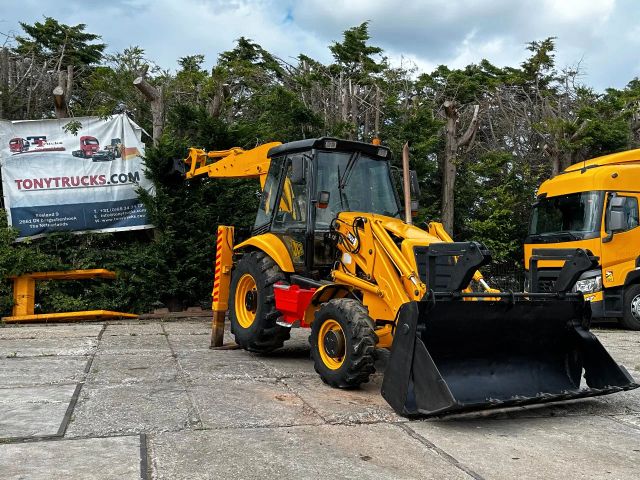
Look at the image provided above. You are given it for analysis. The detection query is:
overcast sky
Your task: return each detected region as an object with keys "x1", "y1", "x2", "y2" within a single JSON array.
[{"x1": 1, "y1": 0, "x2": 639, "y2": 91}]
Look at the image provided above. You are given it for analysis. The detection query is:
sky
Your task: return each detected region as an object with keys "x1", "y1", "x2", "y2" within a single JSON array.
[{"x1": 1, "y1": 0, "x2": 639, "y2": 91}]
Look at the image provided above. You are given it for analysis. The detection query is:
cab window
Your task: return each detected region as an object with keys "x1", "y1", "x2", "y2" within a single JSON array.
[
  {"x1": 254, "y1": 156, "x2": 285, "y2": 229},
  {"x1": 621, "y1": 196, "x2": 639, "y2": 230},
  {"x1": 272, "y1": 155, "x2": 308, "y2": 230}
]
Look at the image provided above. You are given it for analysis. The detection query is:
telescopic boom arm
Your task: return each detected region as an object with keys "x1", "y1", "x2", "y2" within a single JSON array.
[{"x1": 184, "y1": 142, "x2": 281, "y2": 187}]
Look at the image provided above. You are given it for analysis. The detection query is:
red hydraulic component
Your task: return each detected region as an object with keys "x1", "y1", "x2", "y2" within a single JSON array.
[{"x1": 274, "y1": 283, "x2": 316, "y2": 328}]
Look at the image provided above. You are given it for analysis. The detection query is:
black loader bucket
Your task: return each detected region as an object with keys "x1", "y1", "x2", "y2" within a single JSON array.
[{"x1": 381, "y1": 298, "x2": 639, "y2": 417}]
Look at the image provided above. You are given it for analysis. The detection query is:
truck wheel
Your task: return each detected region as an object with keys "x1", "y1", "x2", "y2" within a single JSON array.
[
  {"x1": 229, "y1": 251, "x2": 290, "y2": 353},
  {"x1": 620, "y1": 284, "x2": 640, "y2": 330},
  {"x1": 310, "y1": 298, "x2": 377, "y2": 388}
]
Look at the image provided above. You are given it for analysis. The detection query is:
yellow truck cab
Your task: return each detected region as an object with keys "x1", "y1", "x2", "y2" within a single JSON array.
[{"x1": 524, "y1": 149, "x2": 640, "y2": 329}]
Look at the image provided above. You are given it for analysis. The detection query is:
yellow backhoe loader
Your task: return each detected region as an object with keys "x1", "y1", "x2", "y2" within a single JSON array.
[{"x1": 184, "y1": 137, "x2": 638, "y2": 416}]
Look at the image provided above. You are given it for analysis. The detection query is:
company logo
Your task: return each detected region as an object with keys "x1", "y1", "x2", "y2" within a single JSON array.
[
  {"x1": 13, "y1": 172, "x2": 141, "y2": 191},
  {"x1": 605, "y1": 270, "x2": 614, "y2": 282}
]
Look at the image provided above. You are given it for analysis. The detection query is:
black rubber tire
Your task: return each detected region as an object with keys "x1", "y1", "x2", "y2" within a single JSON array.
[
  {"x1": 229, "y1": 251, "x2": 290, "y2": 353},
  {"x1": 310, "y1": 298, "x2": 377, "y2": 388},
  {"x1": 620, "y1": 284, "x2": 640, "y2": 330}
]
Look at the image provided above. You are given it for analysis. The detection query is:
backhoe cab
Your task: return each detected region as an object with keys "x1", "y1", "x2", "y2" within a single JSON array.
[{"x1": 186, "y1": 137, "x2": 638, "y2": 417}]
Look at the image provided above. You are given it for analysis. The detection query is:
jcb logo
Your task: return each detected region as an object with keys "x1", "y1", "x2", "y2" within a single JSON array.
[{"x1": 290, "y1": 240, "x2": 304, "y2": 260}]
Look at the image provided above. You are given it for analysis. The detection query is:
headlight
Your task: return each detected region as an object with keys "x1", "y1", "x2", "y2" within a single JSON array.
[{"x1": 574, "y1": 275, "x2": 602, "y2": 294}]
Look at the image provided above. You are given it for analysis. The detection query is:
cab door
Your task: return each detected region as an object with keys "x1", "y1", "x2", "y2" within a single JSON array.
[
  {"x1": 601, "y1": 193, "x2": 640, "y2": 286},
  {"x1": 270, "y1": 154, "x2": 311, "y2": 271}
]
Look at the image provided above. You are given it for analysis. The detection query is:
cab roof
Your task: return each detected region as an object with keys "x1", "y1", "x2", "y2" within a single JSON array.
[
  {"x1": 267, "y1": 137, "x2": 392, "y2": 160},
  {"x1": 539, "y1": 149, "x2": 640, "y2": 197}
]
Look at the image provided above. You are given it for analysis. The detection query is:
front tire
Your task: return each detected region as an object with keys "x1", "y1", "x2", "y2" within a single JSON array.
[
  {"x1": 310, "y1": 298, "x2": 377, "y2": 388},
  {"x1": 620, "y1": 284, "x2": 640, "y2": 330},
  {"x1": 229, "y1": 251, "x2": 290, "y2": 352}
]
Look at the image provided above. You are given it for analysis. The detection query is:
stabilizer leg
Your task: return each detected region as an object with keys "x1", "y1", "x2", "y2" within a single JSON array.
[{"x1": 210, "y1": 225, "x2": 239, "y2": 350}]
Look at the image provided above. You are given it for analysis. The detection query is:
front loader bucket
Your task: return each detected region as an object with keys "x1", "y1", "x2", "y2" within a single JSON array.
[{"x1": 381, "y1": 299, "x2": 639, "y2": 417}]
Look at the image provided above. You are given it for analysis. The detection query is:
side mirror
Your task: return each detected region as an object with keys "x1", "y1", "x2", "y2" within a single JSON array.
[
  {"x1": 604, "y1": 195, "x2": 628, "y2": 243},
  {"x1": 609, "y1": 210, "x2": 628, "y2": 232},
  {"x1": 317, "y1": 191, "x2": 330, "y2": 209}
]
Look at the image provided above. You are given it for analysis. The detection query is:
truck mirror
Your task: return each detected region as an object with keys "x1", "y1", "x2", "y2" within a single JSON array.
[
  {"x1": 609, "y1": 210, "x2": 628, "y2": 232},
  {"x1": 604, "y1": 195, "x2": 629, "y2": 242},
  {"x1": 317, "y1": 191, "x2": 330, "y2": 209}
]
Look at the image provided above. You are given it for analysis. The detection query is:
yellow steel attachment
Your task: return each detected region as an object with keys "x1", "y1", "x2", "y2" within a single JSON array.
[
  {"x1": 234, "y1": 273, "x2": 258, "y2": 328},
  {"x1": 318, "y1": 319, "x2": 346, "y2": 370},
  {"x1": 211, "y1": 225, "x2": 235, "y2": 347},
  {"x1": 2, "y1": 269, "x2": 137, "y2": 323}
]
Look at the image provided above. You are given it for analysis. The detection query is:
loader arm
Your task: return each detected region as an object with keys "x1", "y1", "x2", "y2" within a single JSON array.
[
  {"x1": 184, "y1": 142, "x2": 281, "y2": 188},
  {"x1": 327, "y1": 212, "x2": 428, "y2": 348}
]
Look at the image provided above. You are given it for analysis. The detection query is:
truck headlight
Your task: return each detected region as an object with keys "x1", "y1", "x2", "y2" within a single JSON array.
[{"x1": 574, "y1": 275, "x2": 602, "y2": 294}]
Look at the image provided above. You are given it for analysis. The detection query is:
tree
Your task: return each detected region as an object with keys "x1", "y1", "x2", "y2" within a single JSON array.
[
  {"x1": 14, "y1": 17, "x2": 105, "y2": 67},
  {"x1": 9, "y1": 18, "x2": 106, "y2": 118}
]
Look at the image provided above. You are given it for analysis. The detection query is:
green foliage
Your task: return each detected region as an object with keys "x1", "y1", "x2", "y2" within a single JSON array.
[
  {"x1": 62, "y1": 120, "x2": 83, "y2": 135},
  {"x1": 329, "y1": 22, "x2": 385, "y2": 78},
  {"x1": 457, "y1": 152, "x2": 538, "y2": 264},
  {"x1": 15, "y1": 17, "x2": 105, "y2": 66}
]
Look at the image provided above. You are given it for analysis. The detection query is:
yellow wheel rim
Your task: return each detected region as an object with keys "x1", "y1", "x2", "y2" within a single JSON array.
[
  {"x1": 318, "y1": 319, "x2": 346, "y2": 370},
  {"x1": 235, "y1": 273, "x2": 257, "y2": 328}
]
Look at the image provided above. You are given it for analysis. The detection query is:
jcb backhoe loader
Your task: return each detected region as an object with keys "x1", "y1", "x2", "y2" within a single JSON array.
[{"x1": 184, "y1": 137, "x2": 638, "y2": 416}]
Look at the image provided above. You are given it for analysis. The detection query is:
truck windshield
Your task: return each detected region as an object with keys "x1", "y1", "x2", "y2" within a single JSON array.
[
  {"x1": 529, "y1": 191, "x2": 603, "y2": 241},
  {"x1": 315, "y1": 151, "x2": 400, "y2": 228}
]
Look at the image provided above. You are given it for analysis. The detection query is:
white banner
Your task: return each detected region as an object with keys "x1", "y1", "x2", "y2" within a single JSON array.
[{"x1": 0, "y1": 114, "x2": 154, "y2": 240}]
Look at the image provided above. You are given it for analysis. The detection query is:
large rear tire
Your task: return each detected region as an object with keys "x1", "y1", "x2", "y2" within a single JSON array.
[
  {"x1": 310, "y1": 298, "x2": 377, "y2": 388},
  {"x1": 620, "y1": 284, "x2": 640, "y2": 330},
  {"x1": 229, "y1": 251, "x2": 290, "y2": 352}
]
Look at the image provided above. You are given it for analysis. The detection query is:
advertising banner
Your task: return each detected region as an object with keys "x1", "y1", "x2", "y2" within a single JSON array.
[{"x1": 0, "y1": 114, "x2": 155, "y2": 240}]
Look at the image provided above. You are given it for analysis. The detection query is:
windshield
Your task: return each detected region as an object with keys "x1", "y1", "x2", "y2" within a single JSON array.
[
  {"x1": 84, "y1": 139, "x2": 99, "y2": 145},
  {"x1": 315, "y1": 151, "x2": 400, "y2": 228},
  {"x1": 529, "y1": 191, "x2": 603, "y2": 241}
]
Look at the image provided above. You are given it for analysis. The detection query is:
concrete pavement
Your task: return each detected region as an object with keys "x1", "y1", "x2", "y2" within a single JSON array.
[{"x1": 0, "y1": 320, "x2": 638, "y2": 479}]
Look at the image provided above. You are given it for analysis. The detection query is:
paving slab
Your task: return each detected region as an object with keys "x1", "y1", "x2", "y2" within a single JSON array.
[
  {"x1": 594, "y1": 328, "x2": 640, "y2": 347},
  {"x1": 176, "y1": 350, "x2": 273, "y2": 383},
  {"x1": 0, "y1": 435, "x2": 141, "y2": 480},
  {"x1": 96, "y1": 334, "x2": 171, "y2": 356},
  {"x1": 0, "y1": 384, "x2": 77, "y2": 438},
  {"x1": 600, "y1": 345, "x2": 640, "y2": 372},
  {"x1": 0, "y1": 323, "x2": 103, "y2": 340},
  {"x1": 610, "y1": 413, "x2": 640, "y2": 429},
  {"x1": 166, "y1": 333, "x2": 213, "y2": 353},
  {"x1": 66, "y1": 383, "x2": 197, "y2": 436},
  {"x1": 150, "y1": 423, "x2": 471, "y2": 480},
  {"x1": 254, "y1": 349, "x2": 316, "y2": 379},
  {"x1": 103, "y1": 322, "x2": 163, "y2": 335},
  {"x1": 88, "y1": 354, "x2": 179, "y2": 384},
  {"x1": 0, "y1": 356, "x2": 87, "y2": 387},
  {"x1": 191, "y1": 378, "x2": 323, "y2": 428},
  {"x1": 408, "y1": 414, "x2": 640, "y2": 480},
  {"x1": 284, "y1": 376, "x2": 400, "y2": 424},
  {"x1": 162, "y1": 321, "x2": 211, "y2": 335},
  {"x1": 0, "y1": 337, "x2": 98, "y2": 358}
]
